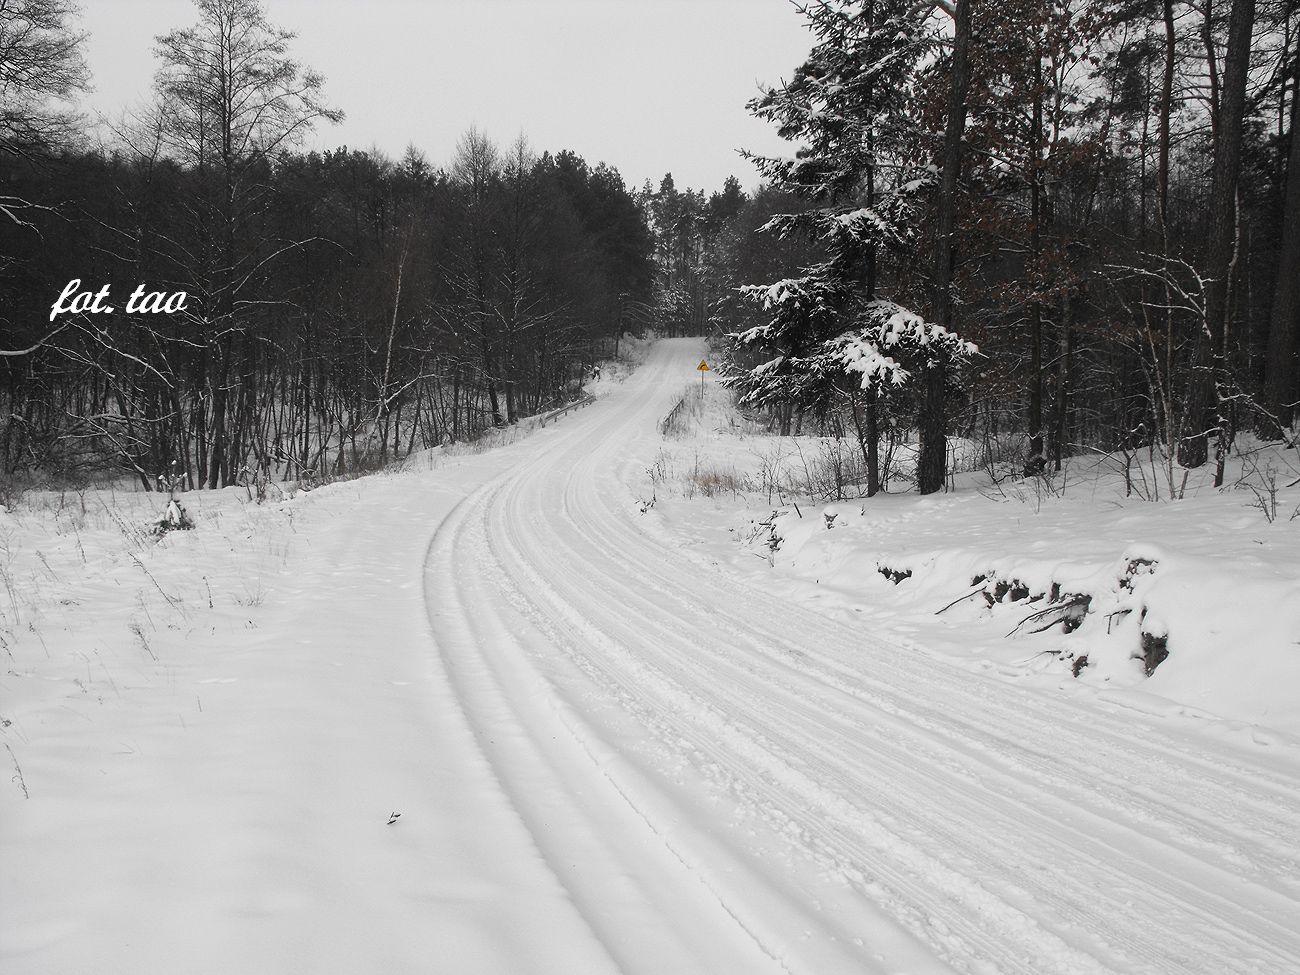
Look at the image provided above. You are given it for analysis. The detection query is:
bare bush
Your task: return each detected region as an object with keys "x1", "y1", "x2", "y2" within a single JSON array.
[{"x1": 794, "y1": 439, "x2": 870, "y2": 501}]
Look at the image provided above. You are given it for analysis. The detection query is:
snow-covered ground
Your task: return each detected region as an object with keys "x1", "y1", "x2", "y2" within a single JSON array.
[
  {"x1": 3, "y1": 338, "x2": 1298, "y2": 974},
  {"x1": 646, "y1": 377, "x2": 1300, "y2": 742}
]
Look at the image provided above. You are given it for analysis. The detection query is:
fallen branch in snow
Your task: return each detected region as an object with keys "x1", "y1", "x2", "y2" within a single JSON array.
[
  {"x1": 1014, "y1": 648, "x2": 1065, "y2": 666},
  {"x1": 1007, "y1": 594, "x2": 1092, "y2": 637},
  {"x1": 935, "y1": 585, "x2": 987, "y2": 615},
  {"x1": 6, "y1": 743, "x2": 28, "y2": 799}
]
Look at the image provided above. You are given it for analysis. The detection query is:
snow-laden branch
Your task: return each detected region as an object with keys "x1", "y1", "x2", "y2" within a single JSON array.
[{"x1": 0, "y1": 322, "x2": 67, "y2": 357}]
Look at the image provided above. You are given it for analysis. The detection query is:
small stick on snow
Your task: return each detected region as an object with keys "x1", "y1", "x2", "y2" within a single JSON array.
[
  {"x1": 6, "y1": 743, "x2": 29, "y2": 799},
  {"x1": 935, "y1": 586, "x2": 987, "y2": 615}
]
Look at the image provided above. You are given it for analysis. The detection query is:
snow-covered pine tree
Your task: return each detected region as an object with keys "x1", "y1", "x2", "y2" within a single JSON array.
[
  {"x1": 729, "y1": 270, "x2": 849, "y2": 431},
  {"x1": 725, "y1": 0, "x2": 976, "y2": 493}
]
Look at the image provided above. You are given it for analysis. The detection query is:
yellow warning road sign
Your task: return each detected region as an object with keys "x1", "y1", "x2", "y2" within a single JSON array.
[{"x1": 697, "y1": 360, "x2": 710, "y2": 371}]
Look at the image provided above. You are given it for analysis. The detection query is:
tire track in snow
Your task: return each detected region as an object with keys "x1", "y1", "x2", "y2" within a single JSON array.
[
  {"x1": 575, "y1": 425, "x2": 1300, "y2": 895},
  {"x1": 424, "y1": 339, "x2": 1300, "y2": 975},
  {"x1": 495, "y1": 436, "x2": 1299, "y2": 975},
  {"x1": 426, "y1": 462, "x2": 824, "y2": 972}
]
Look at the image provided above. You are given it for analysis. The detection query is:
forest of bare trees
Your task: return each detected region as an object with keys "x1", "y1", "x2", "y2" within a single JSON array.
[{"x1": 1, "y1": 0, "x2": 654, "y2": 489}]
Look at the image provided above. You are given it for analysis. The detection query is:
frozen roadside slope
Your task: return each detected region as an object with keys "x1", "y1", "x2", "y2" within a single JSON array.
[{"x1": 427, "y1": 338, "x2": 1300, "y2": 974}]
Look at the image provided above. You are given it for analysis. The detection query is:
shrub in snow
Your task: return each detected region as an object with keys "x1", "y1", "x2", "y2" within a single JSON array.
[
  {"x1": 153, "y1": 498, "x2": 194, "y2": 535},
  {"x1": 152, "y1": 465, "x2": 195, "y2": 535},
  {"x1": 238, "y1": 465, "x2": 274, "y2": 504}
]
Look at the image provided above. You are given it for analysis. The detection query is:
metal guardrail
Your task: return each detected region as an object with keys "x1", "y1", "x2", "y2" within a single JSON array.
[
  {"x1": 538, "y1": 392, "x2": 596, "y2": 427},
  {"x1": 658, "y1": 395, "x2": 688, "y2": 436}
]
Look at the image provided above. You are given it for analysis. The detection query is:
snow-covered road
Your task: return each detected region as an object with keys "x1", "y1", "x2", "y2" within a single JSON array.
[
  {"x1": 422, "y1": 339, "x2": 1300, "y2": 975},
  {"x1": 5, "y1": 339, "x2": 1298, "y2": 975}
]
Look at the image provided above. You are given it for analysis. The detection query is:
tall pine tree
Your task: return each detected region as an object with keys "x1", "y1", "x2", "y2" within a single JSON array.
[{"x1": 727, "y1": 0, "x2": 975, "y2": 492}]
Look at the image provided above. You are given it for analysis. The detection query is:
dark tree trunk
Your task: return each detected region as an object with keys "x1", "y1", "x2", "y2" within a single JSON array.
[
  {"x1": 865, "y1": 387, "x2": 880, "y2": 496},
  {"x1": 1026, "y1": 41, "x2": 1045, "y2": 476},
  {"x1": 1265, "y1": 61, "x2": 1300, "y2": 430},
  {"x1": 207, "y1": 334, "x2": 233, "y2": 488},
  {"x1": 919, "y1": 0, "x2": 971, "y2": 495},
  {"x1": 1053, "y1": 291, "x2": 1073, "y2": 472},
  {"x1": 1158, "y1": 0, "x2": 1176, "y2": 237},
  {"x1": 849, "y1": 388, "x2": 880, "y2": 497},
  {"x1": 1181, "y1": 0, "x2": 1255, "y2": 470}
]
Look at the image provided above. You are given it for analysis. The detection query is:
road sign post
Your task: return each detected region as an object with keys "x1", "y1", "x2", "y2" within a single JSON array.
[{"x1": 697, "y1": 359, "x2": 709, "y2": 402}]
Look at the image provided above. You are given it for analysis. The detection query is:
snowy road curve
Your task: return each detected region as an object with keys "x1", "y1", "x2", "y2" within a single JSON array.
[{"x1": 423, "y1": 339, "x2": 1300, "y2": 975}]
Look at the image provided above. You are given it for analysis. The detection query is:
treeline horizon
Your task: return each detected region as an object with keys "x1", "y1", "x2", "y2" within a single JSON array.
[
  {"x1": 1, "y1": 0, "x2": 675, "y2": 490},
  {"x1": 3, "y1": 0, "x2": 1299, "y2": 498},
  {"x1": 3, "y1": 129, "x2": 663, "y2": 488}
]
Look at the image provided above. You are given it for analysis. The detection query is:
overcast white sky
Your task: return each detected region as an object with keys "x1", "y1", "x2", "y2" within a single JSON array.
[{"x1": 79, "y1": 0, "x2": 815, "y2": 193}]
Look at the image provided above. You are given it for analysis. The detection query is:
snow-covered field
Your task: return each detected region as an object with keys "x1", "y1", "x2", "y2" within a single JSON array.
[{"x1": 3, "y1": 339, "x2": 1298, "y2": 974}]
